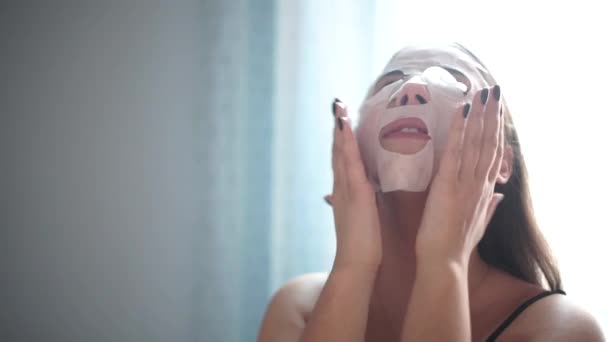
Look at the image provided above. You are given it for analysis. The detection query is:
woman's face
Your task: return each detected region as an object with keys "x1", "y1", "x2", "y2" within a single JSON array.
[{"x1": 356, "y1": 44, "x2": 494, "y2": 192}]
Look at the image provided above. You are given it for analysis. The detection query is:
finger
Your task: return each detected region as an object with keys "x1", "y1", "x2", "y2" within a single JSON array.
[
  {"x1": 476, "y1": 85, "x2": 501, "y2": 179},
  {"x1": 484, "y1": 193, "x2": 505, "y2": 228},
  {"x1": 437, "y1": 102, "x2": 468, "y2": 180},
  {"x1": 460, "y1": 87, "x2": 489, "y2": 180},
  {"x1": 332, "y1": 99, "x2": 347, "y2": 194},
  {"x1": 335, "y1": 103, "x2": 367, "y2": 186},
  {"x1": 488, "y1": 102, "x2": 505, "y2": 181}
]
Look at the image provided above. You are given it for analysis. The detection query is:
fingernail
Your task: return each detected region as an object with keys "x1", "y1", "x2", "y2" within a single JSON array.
[
  {"x1": 332, "y1": 98, "x2": 340, "y2": 116},
  {"x1": 500, "y1": 107, "x2": 503, "y2": 116},
  {"x1": 463, "y1": 103, "x2": 471, "y2": 118},
  {"x1": 323, "y1": 195, "x2": 332, "y2": 206},
  {"x1": 337, "y1": 117, "x2": 343, "y2": 131},
  {"x1": 481, "y1": 88, "x2": 489, "y2": 105},
  {"x1": 492, "y1": 85, "x2": 501, "y2": 101},
  {"x1": 497, "y1": 194, "x2": 505, "y2": 205}
]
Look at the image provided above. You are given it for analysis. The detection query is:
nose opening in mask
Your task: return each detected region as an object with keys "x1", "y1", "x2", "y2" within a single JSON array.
[{"x1": 388, "y1": 81, "x2": 431, "y2": 109}]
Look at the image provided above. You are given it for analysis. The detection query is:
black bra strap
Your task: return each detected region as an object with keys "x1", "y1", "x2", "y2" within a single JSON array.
[{"x1": 486, "y1": 289, "x2": 566, "y2": 341}]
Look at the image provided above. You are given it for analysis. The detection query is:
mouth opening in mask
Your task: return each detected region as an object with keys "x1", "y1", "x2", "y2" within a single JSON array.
[{"x1": 378, "y1": 117, "x2": 430, "y2": 155}]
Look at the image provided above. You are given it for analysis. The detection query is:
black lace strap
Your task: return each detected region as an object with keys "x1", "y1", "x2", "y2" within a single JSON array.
[{"x1": 486, "y1": 289, "x2": 566, "y2": 341}]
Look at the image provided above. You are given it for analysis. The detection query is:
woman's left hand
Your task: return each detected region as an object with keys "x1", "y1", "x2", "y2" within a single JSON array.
[{"x1": 415, "y1": 86, "x2": 504, "y2": 266}]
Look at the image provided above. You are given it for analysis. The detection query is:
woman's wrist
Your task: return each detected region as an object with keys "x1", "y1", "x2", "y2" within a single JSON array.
[
  {"x1": 332, "y1": 257, "x2": 380, "y2": 278},
  {"x1": 415, "y1": 235, "x2": 471, "y2": 271},
  {"x1": 415, "y1": 252, "x2": 469, "y2": 281},
  {"x1": 334, "y1": 245, "x2": 382, "y2": 273}
]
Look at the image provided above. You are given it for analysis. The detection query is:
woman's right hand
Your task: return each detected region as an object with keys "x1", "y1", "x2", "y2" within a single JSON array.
[{"x1": 326, "y1": 99, "x2": 382, "y2": 271}]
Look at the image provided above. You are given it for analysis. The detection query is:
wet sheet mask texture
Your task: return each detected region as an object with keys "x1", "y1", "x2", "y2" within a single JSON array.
[{"x1": 356, "y1": 46, "x2": 490, "y2": 193}]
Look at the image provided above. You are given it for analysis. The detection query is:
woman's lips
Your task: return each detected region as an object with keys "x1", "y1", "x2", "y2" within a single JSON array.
[{"x1": 379, "y1": 117, "x2": 430, "y2": 140}]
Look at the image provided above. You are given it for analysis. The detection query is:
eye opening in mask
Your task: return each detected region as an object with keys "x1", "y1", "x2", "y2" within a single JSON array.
[
  {"x1": 371, "y1": 70, "x2": 410, "y2": 96},
  {"x1": 371, "y1": 66, "x2": 471, "y2": 96},
  {"x1": 441, "y1": 66, "x2": 471, "y2": 94}
]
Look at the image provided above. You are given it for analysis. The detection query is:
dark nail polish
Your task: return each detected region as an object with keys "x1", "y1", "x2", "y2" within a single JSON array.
[
  {"x1": 463, "y1": 103, "x2": 471, "y2": 118},
  {"x1": 337, "y1": 117, "x2": 343, "y2": 131},
  {"x1": 481, "y1": 88, "x2": 489, "y2": 105},
  {"x1": 332, "y1": 98, "x2": 340, "y2": 116},
  {"x1": 415, "y1": 94, "x2": 427, "y2": 104},
  {"x1": 492, "y1": 85, "x2": 501, "y2": 101},
  {"x1": 500, "y1": 107, "x2": 503, "y2": 116}
]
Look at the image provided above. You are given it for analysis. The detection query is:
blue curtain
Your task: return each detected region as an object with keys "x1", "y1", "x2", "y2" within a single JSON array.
[
  {"x1": 198, "y1": 0, "x2": 381, "y2": 340},
  {"x1": 198, "y1": 1, "x2": 275, "y2": 341}
]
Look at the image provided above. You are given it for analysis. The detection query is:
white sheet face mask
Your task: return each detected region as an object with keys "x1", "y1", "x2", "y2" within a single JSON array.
[{"x1": 355, "y1": 45, "x2": 491, "y2": 192}]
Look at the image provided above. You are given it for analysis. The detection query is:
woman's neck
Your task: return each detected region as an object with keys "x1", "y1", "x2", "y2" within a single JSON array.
[{"x1": 368, "y1": 190, "x2": 491, "y2": 338}]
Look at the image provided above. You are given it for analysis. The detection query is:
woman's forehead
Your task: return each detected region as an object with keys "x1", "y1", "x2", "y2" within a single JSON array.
[{"x1": 382, "y1": 44, "x2": 487, "y2": 75}]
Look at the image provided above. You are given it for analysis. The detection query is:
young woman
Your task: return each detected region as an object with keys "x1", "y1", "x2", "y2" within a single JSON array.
[{"x1": 258, "y1": 43, "x2": 605, "y2": 342}]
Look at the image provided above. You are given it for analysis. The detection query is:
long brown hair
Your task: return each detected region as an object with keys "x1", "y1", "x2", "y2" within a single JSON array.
[{"x1": 454, "y1": 43, "x2": 563, "y2": 290}]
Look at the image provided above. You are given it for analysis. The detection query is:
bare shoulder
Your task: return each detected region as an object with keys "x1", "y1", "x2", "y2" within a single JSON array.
[
  {"x1": 257, "y1": 272, "x2": 329, "y2": 342},
  {"x1": 506, "y1": 292, "x2": 605, "y2": 341}
]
